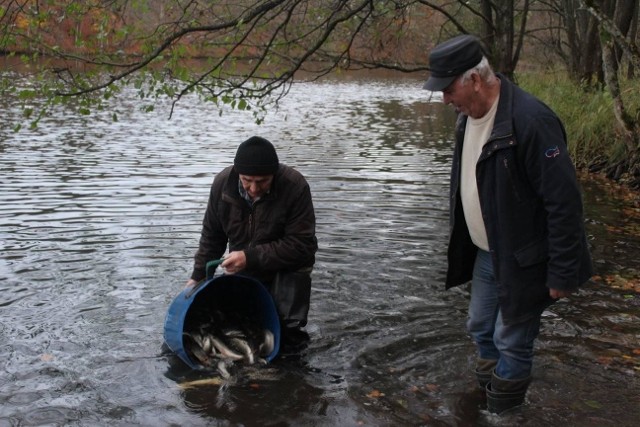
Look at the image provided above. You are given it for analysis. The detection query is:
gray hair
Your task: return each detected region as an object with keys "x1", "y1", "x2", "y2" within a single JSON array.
[{"x1": 460, "y1": 57, "x2": 494, "y2": 84}]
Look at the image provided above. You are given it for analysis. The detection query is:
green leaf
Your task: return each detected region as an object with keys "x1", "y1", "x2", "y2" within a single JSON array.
[{"x1": 18, "y1": 90, "x2": 36, "y2": 99}]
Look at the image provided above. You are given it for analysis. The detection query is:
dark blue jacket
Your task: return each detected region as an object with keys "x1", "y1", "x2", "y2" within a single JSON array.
[{"x1": 445, "y1": 75, "x2": 593, "y2": 324}]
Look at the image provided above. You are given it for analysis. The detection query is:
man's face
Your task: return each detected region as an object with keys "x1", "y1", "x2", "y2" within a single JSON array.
[
  {"x1": 239, "y1": 174, "x2": 274, "y2": 200},
  {"x1": 442, "y1": 73, "x2": 482, "y2": 118}
]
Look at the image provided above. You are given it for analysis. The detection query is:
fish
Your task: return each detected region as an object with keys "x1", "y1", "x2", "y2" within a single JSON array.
[
  {"x1": 178, "y1": 377, "x2": 224, "y2": 389},
  {"x1": 177, "y1": 365, "x2": 283, "y2": 392},
  {"x1": 181, "y1": 304, "x2": 278, "y2": 379},
  {"x1": 260, "y1": 330, "x2": 275, "y2": 357},
  {"x1": 217, "y1": 360, "x2": 231, "y2": 379},
  {"x1": 183, "y1": 332, "x2": 212, "y2": 366},
  {"x1": 211, "y1": 336, "x2": 245, "y2": 361},
  {"x1": 201, "y1": 335, "x2": 214, "y2": 354},
  {"x1": 229, "y1": 337, "x2": 254, "y2": 364}
]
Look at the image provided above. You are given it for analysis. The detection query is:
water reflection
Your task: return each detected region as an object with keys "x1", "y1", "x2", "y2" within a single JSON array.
[{"x1": 0, "y1": 72, "x2": 639, "y2": 426}]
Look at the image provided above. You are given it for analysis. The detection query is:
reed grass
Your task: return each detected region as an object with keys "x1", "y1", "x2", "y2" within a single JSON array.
[{"x1": 517, "y1": 72, "x2": 639, "y2": 170}]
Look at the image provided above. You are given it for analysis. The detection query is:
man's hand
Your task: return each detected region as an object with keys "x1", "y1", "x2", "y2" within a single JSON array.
[
  {"x1": 221, "y1": 251, "x2": 247, "y2": 274},
  {"x1": 185, "y1": 278, "x2": 197, "y2": 288},
  {"x1": 549, "y1": 287, "x2": 576, "y2": 299}
]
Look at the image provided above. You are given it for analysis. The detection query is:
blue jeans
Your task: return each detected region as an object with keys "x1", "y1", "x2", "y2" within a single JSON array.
[{"x1": 467, "y1": 249, "x2": 542, "y2": 380}]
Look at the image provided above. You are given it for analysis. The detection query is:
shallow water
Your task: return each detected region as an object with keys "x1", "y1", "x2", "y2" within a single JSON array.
[{"x1": 1, "y1": 71, "x2": 639, "y2": 426}]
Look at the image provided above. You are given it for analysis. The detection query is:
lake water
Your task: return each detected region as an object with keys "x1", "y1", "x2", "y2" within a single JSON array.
[{"x1": 1, "y1": 71, "x2": 639, "y2": 426}]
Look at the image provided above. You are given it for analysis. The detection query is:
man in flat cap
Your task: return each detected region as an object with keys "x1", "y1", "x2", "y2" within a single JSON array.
[
  {"x1": 186, "y1": 136, "x2": 318, "y2": 354},
  {"x1": 424, "y1": 35, "x2": 592, "y2": 413}
]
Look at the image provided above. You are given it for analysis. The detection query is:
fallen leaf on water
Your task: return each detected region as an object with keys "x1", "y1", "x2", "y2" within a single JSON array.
[
  {"x1": 425, "y1": 383, "x2": 439, "y2": 392},
  {"x1": 419, "y1": 414, "x2": 432, "y2": 422},
  {"x1": 596, "y1": 356, "x2": 613, "y2": 365},
  {"x1": 367, "y1": 389, "x2": 384, "y2": 398}
]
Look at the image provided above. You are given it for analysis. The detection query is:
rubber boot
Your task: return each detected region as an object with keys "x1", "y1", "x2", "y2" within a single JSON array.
[
  {"x1": 474, "y1": 358, "x2": 498, "y2": 389},
  {"x1": 485, "y1": 370, "x2": 531, "y2": 414}
]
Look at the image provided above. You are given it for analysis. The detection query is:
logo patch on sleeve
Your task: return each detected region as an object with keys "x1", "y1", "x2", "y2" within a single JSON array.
[{"x1": 545, "y1": 146, "x2": 560, "y2": 158}]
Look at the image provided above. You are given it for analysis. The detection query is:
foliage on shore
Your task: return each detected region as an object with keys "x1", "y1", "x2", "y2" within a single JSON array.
[{"x1": 519, "y1": 72, "x2": 640, "y2": 188}]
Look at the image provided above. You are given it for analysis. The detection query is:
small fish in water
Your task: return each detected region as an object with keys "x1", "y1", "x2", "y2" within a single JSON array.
[
  {"x1": 178, "y1": 365, "x2": 283, "y2": 390},
  {"x1": 178, "y1": 377, "x2": 224, "y2": 389}
]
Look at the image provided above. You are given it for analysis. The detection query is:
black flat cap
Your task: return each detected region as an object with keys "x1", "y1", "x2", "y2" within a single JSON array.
[{"x1": 423, "y1": 35, "x2": 484, "y2": 92}]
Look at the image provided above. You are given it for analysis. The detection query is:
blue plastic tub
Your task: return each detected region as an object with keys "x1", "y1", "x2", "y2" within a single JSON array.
[{"x1": 163, "y1": 274, "x2": 280, "y2": 369}]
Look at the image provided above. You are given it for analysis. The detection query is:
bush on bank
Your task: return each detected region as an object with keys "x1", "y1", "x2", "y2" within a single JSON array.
[{"x1": 518, "y1": 72, "x2": 639, "y2": 176}]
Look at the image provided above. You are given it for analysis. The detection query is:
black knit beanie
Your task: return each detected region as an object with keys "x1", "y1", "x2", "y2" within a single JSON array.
[{"x1": 234, "y1": 136, "x2": 279, "y2": 175}]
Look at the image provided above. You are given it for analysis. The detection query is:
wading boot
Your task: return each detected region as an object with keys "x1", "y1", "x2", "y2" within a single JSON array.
[
  {"x1": 474, "y1": 358, "x2": 498, "y2": 389},
  {"x1": 485, "y1": 371, "x2": 531, "y2": 414}
]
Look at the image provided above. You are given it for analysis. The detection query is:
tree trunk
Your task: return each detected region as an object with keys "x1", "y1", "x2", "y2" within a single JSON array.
[
  {"x1": 627, "y1": 2, "x2": 638, "y2": 78},
  {"x1": 579, "y1": 0, "x2": 640, "y2": 184},
  {"x1": 560, "y1": 0, "x2": 603, "y2": 84},
  {"x1": 478, "y1": 0, "x2": 529, "y2": 79},
  {"x1": 601, "y1": 38, "x2": 636, "y2": 155}
]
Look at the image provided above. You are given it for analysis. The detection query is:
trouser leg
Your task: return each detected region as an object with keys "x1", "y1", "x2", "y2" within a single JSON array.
[
  {"x1": 466, "y1": 249, "x2": 542, "y2": 411},
  {"x1": 467, "y1": 249, "x2": 500, "y2": 362},
  {"x1": 485, "y1": 313, "x2": 541, "y2": 413},
  {"x1": 269, "y1": 270, "x2": 312, "y2": 350},
  {"x1": 493, "y1": 311, "x2": 542, "y2": 379}
]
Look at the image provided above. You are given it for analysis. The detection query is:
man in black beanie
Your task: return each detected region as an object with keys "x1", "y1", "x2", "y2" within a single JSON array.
[{"x1": 186, "y1": 136, "x2": 318, "y2": 354}]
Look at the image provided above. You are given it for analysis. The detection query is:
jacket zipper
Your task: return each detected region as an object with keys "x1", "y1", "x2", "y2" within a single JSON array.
[
  {"x1": 248, "y1": 210, "x2": 254, "y2": 245},
  {"x1": 501, "y1": 142, "x2": 522, "y2": 202}
]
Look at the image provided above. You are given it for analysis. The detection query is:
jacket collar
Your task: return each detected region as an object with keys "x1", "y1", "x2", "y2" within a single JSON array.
[
  {"x1": 489, "y1": 73, "x2": 515, "y2": 141},
  {"x1": 224, "y1": 166, "x2": 279, "y2": 203}
]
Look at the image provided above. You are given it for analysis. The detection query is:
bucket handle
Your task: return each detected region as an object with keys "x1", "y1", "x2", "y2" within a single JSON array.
[
  {"x1": 206, "y1": 258, "x2": 225, "y2": 280},
  {"x1": 183, "y1": 258, "x2": 225, "y2": 299}
]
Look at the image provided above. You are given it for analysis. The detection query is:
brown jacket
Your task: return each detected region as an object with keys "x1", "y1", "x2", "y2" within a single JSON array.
[{"x1": 190, "y1": 164, "x2": 317, "y2": 284}]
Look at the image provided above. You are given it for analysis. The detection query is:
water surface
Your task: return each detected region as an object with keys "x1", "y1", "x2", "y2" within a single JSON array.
[{"x1": 1, "y1": 72, "x2": 639, "y2": 426}]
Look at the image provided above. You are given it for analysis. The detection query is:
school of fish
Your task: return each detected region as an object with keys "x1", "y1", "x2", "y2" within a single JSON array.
[{"x1": 182, "y1": 308, "x2": 275, "y2": 379}]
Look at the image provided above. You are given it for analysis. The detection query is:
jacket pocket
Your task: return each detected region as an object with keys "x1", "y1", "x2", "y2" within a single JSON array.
[{"x1": 514, "y1": 238, "x2": 548, "y2": 267}]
